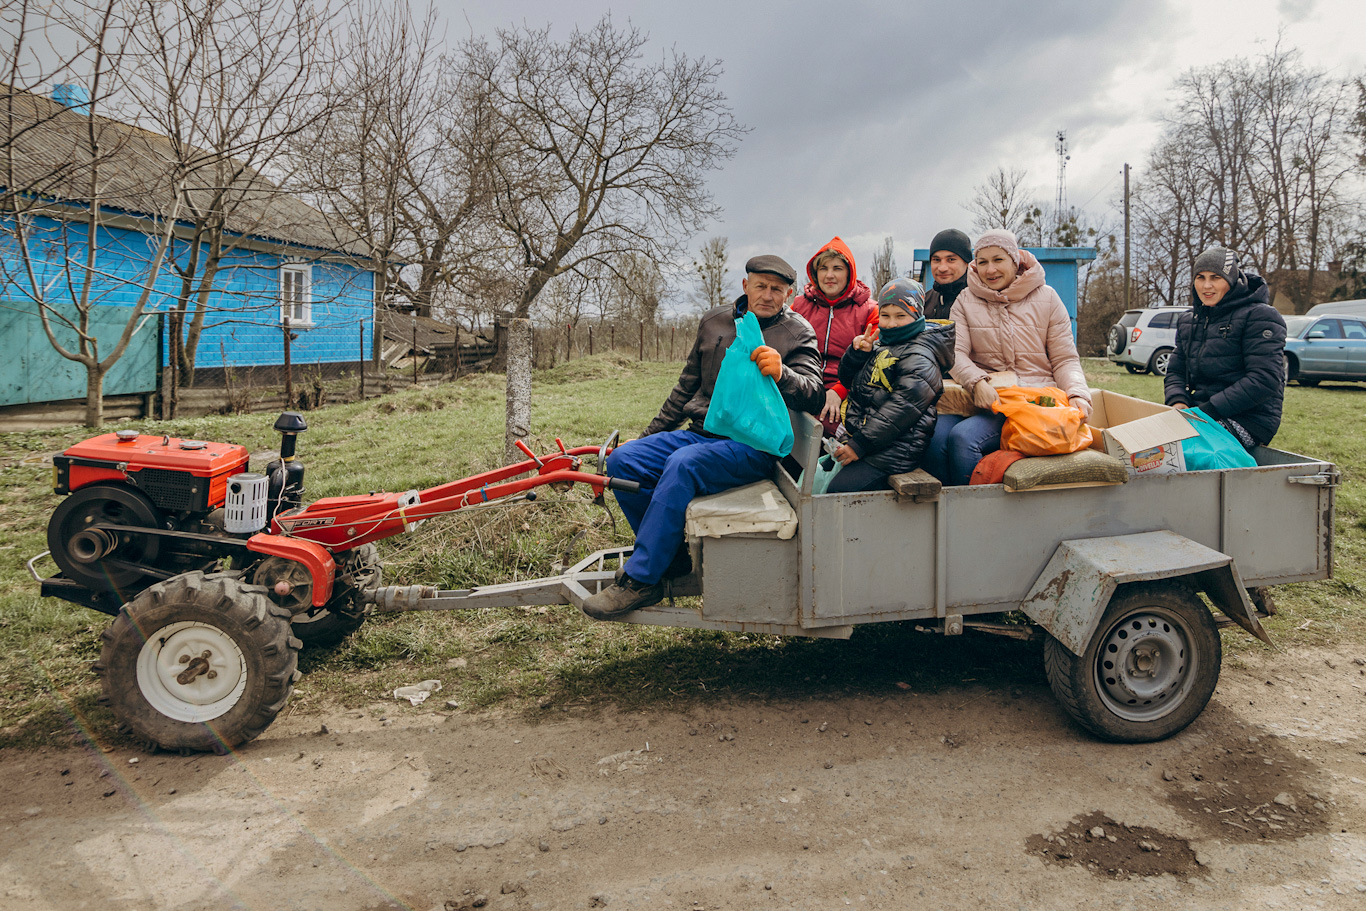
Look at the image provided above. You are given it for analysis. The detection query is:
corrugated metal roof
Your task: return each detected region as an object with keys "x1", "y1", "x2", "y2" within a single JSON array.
[
  {"x1": 379, "y1": 311, "x2": 493, "y2": 353},
  {"x1": 2, "y1": 84, "x2": 369, "y2": 258}
]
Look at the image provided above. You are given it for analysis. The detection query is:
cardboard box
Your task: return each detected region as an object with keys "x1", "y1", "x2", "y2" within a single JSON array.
[{"x1": 1086, "y1": 390, "x2": 1197, "y2": 477}]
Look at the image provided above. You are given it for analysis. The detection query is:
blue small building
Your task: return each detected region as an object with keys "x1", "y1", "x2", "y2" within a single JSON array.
[
  {"x1": 0, "y1": 84, "x2": 376, "y2": 402},
  {"x1": 914, "y1": 246, "x2": 1098, "y2": 339}
]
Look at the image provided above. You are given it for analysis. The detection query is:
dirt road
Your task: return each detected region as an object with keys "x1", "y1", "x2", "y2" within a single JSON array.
[{"x1": 2, "y1": 642, "x2": 1365, "y2": 911}]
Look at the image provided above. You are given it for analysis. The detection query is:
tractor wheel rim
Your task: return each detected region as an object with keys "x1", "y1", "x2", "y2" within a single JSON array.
[
  {"x1": 136, "y1": 621, "x2": 247, "y2": 723},
  {"x1": 1095, "y1": 609, "x2": 1194, "y2": 722}
]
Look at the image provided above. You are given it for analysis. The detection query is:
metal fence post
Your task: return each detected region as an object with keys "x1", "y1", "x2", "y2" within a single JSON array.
[
  {"x1": 283, "y1": 318, "x2": 296, "y2": 408},
  {"x1": 412, "y1": 318, "x2": 418, "y2": 386}
]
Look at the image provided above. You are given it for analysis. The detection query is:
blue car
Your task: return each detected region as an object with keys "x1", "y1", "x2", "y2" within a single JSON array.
[{"x1": 1283, "y1": 313, "x2": 1366, "y2": 386}]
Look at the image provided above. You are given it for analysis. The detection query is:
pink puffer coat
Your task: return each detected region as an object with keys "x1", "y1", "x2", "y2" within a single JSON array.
[{"x1": 947, "y1": 251, "x2": 1090, "y2": 407}]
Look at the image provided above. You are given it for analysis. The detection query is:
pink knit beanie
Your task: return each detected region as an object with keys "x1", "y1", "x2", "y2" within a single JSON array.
[{"x1": 974, "y1": 229, "x2": 1021, "y2": 265}]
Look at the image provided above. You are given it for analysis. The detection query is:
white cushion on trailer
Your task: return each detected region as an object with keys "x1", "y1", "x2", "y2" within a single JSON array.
[{"x1": 685, "y1": 480, "x2": 798, "y2": 540}]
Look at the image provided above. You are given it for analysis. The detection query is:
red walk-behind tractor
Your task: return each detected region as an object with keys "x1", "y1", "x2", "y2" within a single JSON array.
[{"x1": 33, "y1": 413, "x2": 636, "y2": 754}]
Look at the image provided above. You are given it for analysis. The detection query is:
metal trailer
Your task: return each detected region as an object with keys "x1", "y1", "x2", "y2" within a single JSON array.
[
  {"x1": 367, "y1": 412, "x2": 1338, "y2": 744},
  {"x1": 34, "y1": 411, "x2": 1338, "y2": 751}
]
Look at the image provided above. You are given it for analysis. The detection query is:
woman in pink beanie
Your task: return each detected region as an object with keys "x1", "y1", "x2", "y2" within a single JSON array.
[{"x1": 922, "y1": 229, "x2": 1091, "y2": 485}]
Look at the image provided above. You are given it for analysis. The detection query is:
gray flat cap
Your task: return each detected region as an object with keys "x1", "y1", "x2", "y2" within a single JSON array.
[{"x1": 745, "y1": 254, "x2": 797, "y2": 285}]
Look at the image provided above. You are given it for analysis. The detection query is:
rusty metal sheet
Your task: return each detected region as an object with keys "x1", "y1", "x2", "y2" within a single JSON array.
[{"x1": 1020, "y1": 531, "x2": 1234, "y2": 656}]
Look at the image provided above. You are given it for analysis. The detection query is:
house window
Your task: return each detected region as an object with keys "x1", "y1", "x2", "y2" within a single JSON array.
[{"x1": 281, "y1": 265, "x2": 312, "y2": 326}]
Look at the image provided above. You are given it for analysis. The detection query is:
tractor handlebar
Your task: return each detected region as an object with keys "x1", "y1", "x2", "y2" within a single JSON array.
[{"x1": 604, "y1": 476, "x2": 640, "y2": 493}]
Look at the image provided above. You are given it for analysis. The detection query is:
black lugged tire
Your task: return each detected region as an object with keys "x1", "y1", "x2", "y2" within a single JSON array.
[
  {"x1": 289, "y1": 543, "x2": 380, "y2": 647},
  {"x1": 93, "y1": 571, "x2": 301, "y2": 754},
  {"x1": 1043, "y1": 580, "x2": 1221, "y2": 743}
]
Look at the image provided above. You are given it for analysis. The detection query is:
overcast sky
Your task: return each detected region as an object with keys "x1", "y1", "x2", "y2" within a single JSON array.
[{"x1": 443, "y1": 0, "x2": 1364, "y2": 295}]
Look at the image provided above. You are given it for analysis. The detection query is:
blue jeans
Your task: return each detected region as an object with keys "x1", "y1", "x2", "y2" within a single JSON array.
[
  {"x1": 606, "y1": 430, "x2": 775, "y2": 584},
  {"x1": 922, "y1": 412, "x2": 1006, "y2": 486}
]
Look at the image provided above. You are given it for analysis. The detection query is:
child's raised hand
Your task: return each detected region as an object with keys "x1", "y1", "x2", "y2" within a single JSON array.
[{"x1": 851, "y1": 334, "x2": 872, "y2": 352}]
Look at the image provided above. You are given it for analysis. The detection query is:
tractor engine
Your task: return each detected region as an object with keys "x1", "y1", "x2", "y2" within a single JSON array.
[{"x1": 44, "y1": 413, "x2": 310, "y2": 614}]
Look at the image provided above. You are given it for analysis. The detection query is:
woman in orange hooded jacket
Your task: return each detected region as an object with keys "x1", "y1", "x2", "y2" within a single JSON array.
[{"x1": 792, "y1": 237, "x2": 877, "y2": 435}]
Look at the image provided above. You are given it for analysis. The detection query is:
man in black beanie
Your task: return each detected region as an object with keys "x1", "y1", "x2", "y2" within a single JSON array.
[
  {"x1": 923, "y1": 228, "x2": 973, "y2": 321},
  {"x1": 583, "y1": 254, "x2": 824, "y2": 620}
]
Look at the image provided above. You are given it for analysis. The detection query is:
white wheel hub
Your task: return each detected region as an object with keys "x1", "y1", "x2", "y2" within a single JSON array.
[{"x1": 136, "y1": 621, "x2": 248, "y2": 722}]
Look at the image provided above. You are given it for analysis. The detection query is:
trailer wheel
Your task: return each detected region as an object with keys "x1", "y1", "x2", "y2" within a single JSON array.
[
  {"x1": 1043, "y1": 581, "x2": 1221, "y2": 743},
  {"x1": 93, "y1": 572, "x2": 300, "y2": 754},
  {"x1": 287, "y1": 544, "x2": 379, "y2": 647}
]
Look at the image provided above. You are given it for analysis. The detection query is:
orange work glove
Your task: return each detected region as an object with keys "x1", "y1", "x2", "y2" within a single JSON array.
[{"x1": 751, "y1": 345, "x2": 782, "y2": 379}]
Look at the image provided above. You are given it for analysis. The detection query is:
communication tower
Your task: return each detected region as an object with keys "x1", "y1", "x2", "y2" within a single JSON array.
[{"x1": 1054, "y1": 130, "x2": 1070, "y2": 246}]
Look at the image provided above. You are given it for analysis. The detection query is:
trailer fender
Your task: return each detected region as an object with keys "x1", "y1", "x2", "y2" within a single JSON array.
[
  {"x1": 246, "y1": 534, "x2": 336, "y2": 607},
  {"x1": 1020, "y1": 530, "x2": 1271, "y2": 657}
]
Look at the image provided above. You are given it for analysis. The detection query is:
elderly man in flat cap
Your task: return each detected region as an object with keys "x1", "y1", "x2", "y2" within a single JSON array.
[{"x1": 583, "y1": 254, "x2": 824, "y2": 619}]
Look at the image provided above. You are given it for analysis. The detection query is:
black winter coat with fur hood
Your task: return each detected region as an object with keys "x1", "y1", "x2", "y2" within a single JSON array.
[{"x1": 1163, "y1": 273, "x2": 1286, "y2": 445}]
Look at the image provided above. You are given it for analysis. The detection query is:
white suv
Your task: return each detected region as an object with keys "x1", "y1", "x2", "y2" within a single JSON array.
[{"x1": 1107, "y1": 308, "x2": 1187, "y2": 376}]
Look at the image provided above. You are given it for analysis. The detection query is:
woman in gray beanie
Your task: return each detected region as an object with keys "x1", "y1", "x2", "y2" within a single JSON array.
[{"x1": 1164, "y1": 247, "x2": 1287, "y2": 449}]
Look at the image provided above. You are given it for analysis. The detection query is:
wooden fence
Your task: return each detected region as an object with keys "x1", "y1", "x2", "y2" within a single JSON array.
[{"x1": 529, "y1": 318, "x2": 699, "y2": 369}]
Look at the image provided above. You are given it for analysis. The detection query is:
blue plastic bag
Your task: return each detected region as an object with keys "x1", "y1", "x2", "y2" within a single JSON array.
[
  {"x1": 1180, "y1": 407, "x2": 1257, "y2": 471},
  {"x1": 703, "y1": 311, "x2": 794, "y2": 457}
]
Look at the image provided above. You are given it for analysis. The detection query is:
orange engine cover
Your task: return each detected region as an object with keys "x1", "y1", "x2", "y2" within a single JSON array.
[{"x1": 55, "y1": 432, "x2": 250, "y2": 514}]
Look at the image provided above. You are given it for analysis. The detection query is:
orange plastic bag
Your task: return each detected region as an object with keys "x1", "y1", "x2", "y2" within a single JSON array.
[{"x1": 992, "y1": 386, "x2": 1094, "y2": 456}]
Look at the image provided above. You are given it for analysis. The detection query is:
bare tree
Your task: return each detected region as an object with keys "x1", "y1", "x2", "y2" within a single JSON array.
[
  {"x1": 122, "y1": 0, "x2": 351, "y2": 412},
  {"x1": 964, "y1": 166, "x2": 1035, "y2": 236},
  {"x1": 467, "y1": 16, "x2": 744, "y2": 318},
  {"x1": 1132, "y1": 45, "x2": 1361, "y2": 312},
  {"x1": 296, "y1": 0, "x2": 503, "y2": 335},
  {"x1": 1, "y1": 1, "x2": 185, "y2": 427},
  {"x1": 463, "y1": 15, "x2": 743, "y2": 454},
  {"x1": 691, "y1": 234, "x2": 728, "y2": 312},
  {"x1": 606, "y1": 252, "x2": 666, "y2": 324},
  {"x1": 869, "y1": 236, "x2": 895, "y2": 294}
]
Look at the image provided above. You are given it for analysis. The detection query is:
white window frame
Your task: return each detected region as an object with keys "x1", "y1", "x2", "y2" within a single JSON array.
[{"x1": 280, "y1": 264, "x2": 313, "y2": 327}]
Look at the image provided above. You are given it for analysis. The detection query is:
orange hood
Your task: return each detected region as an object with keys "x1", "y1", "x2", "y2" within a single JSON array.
[{"x1": 806, "y1": 236, "x2": 859, "y2": 304}]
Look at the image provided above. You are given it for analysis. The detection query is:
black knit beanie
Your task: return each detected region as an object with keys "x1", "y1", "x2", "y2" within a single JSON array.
[{"x1": 929, "y1": 228, "x2": 973, "y2": 264}]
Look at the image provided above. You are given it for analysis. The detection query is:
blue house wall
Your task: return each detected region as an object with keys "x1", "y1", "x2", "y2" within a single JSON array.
[
  {"x1": 1, "y1": 212, "x2": 374, "y2": 372},
  {"x1": 913, "y1": 246, "x2": 1098, "y2": 339}
]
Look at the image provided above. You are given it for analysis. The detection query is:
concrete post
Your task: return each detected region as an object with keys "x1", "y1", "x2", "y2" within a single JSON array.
[{"x1": 504, "y1": 317, "x2": 533, "y2": 463}]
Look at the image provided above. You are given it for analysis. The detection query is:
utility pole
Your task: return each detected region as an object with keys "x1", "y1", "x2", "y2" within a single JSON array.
[{"x1": 1123, "y1": 163, "x2": 1131, "y2": 311}]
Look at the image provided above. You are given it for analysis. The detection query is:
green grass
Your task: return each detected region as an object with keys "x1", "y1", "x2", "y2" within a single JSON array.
[{"x1": 0, "y1": 355, "x2": 1361, "y2": 750}]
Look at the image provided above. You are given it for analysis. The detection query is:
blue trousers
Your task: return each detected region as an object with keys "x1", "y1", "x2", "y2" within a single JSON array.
[
  {"x1": 922, "y1": 412, "x2": 1006, "y2": 486},
  {"x1": 606, "y1": 430, "x2": 775, "y2": 584}
]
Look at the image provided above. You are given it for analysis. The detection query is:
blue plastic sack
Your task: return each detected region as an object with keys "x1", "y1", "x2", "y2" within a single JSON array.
[
  {"x1": 703, "y1": 311, "x2": 794, "y2": 457},
  {"x1": 1180, "y1": 407, "x2": 1257, "y2": 471}
]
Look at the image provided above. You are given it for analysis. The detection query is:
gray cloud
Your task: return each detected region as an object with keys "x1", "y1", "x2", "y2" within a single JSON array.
[{"x1": 446, "y1": 0, "x2": 1355, "y2": 301}]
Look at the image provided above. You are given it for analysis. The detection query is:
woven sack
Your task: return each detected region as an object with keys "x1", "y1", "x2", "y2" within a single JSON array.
[{"x1": 1003, "y1": 449, "x2": 1128, "y2": 492}]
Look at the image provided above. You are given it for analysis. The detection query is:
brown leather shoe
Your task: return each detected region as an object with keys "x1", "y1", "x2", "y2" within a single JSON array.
[{"x1": 582, "y1": 574, "x2": 663, "y2": 620}]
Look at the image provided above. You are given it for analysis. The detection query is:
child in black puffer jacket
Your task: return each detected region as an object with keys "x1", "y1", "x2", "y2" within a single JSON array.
[
  {"x1": 1164, "y1": 247, "x2": 1287, "y2": 450},
  {"x1": 827, "y1": 278, "x2": 956, "y2": 493}
]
